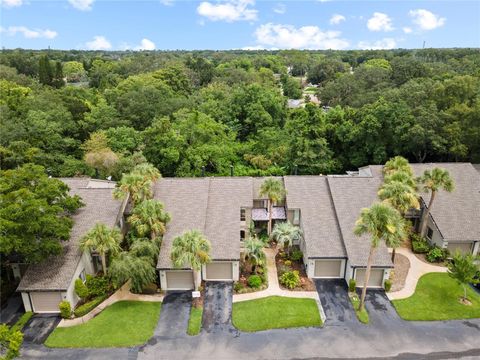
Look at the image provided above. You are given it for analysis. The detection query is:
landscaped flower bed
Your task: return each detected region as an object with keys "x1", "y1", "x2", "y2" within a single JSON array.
[
  {"x1": 234, "y1": 262, "x2": 268, "y2": 294},
  {"x1": 276, "y1": 248, "x2": 315, "y2": 291}
]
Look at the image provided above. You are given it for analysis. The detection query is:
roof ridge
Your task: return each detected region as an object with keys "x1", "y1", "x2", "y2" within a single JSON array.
[
  {"x1": 325, "y1": 177, "x2": 349, "y2": 259},
  {"x1": 203, "y1": 178, "x2": 213, "y2": 234}
]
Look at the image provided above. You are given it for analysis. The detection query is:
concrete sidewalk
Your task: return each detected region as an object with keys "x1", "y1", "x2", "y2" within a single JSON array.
[
  {"x1": 232, "y1": 248, "x2": 319, "y2": 303},
  {"x1": 387, "y1": 247, "x2": 447, "y2": 300}
]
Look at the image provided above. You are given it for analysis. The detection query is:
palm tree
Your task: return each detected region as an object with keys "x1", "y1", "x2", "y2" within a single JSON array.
[
  {"x1": 244, "y1": 237, "x2": 265, "y2": 273},
  {"x1": 128, "y1": 199, "x2": 171, "y2": 241},
  {"x1": 354, "y1": 203, "x2": 406, "y2": 311},
  {"x1": 378, "y1": 181, "x2": 419, "y2": 262},
  {"x1": 170, "y1": 230, "x2": 211, "y2": 290},
  {"x1": 418, "y1": 168, "x2": 454, "y2": 237},
  {"x1": 384, "y1": 171, "x2": 417, "y2": 190},
  {"x1": 113, "y1": 173, "x2": 152, "y2": 205},
  {"x1": 132, "y1": 163, "x2": 161, "y2": 182},
  {"x1": 383, "y1": 156, "x2": 413, "y2": 176},
  {"x1": 80, "y1": 223, "x2": 122, "y2": 276},
  {"x1": 259, "y1": 178, "x2": 286, "y2": 236},
  {"x1": 271, "y1": 222, "x2": 303, "y2": 255}
]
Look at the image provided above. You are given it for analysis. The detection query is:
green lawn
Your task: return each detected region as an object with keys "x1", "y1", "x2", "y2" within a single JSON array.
[
  {"x1": 349, "y1": 293, "x2": 369, "y2": 324},
  {"x1": 187, "y1": 306, "x2": 203, "y2": 336},
  {"x1": 45, "y1": 301, "x2": 161, "y2": 348},
  {"x1": 232, "y1": 296, "x2": 322, "y2": 332},
  {"x1": 392, "y1": 273, "x2": 480, "y2": 321}
]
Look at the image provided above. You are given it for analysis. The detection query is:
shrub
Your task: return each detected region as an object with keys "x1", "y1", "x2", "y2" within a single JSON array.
[
  {"x1": 277, "y1": 264, "x2": 290, "y2": 276},
  {"x1": 384, "y1": 279, "x2": 392, "y2": 292},
  {"x1": 85, "y1": 275, "x2": 110, "y2": 297},
  {"x1": 411, "y1": 234, "x2": 431, "y2": 254},
  {"x1": 284, "y1": 260, "x2": 292, "y2": 267},
  {"x1": 247, "y1": 275, "x2": 262, "y2": 288},
  {"x1": 74, "y1": 279, "x2": 89, "y2": 300},
  {"x1": 59, "y1": 300, "x2": 72, "y2": 319},
  {"x1": 10, "y1": 312, "x2": 33, "y2": 333},
  {"x1": 279, "y1": 270, "x2": 300, "y2": 289},
  {"x1": 289, "y1": 250, "x2": 303, "y2": 262},
  {"x1": 73, "y1": 295, "x2": 107, "y2": 318},
  {"x1": 0, "y1": 324, "x2": 23, "y2": 360},
  {"x1": 141, "y1": 282, "x2": 157, "y2": 294},
  {"x1": 426, "y1": 247, "x2": 448, "y2": 263},
  {"x1": 256, "y1": 266, "x2": 264, "y2": 275},
  {"x1": 234, "y1": 281, "x2": 245, "y2": 293},
  {"x1": 348, "y1": 278, "x2": 356, "y2": 292}
]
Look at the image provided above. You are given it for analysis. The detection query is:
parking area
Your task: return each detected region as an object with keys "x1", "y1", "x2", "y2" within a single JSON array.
[
  {"x1": 22, "y1": 314, "x2": 61, "y2": 344},
  {"x1": 202, "y1": 282, "x2": 234, "y2": 333},
  {"x1": 314, "y1": 279, "x2": 357, "y2": 326}
]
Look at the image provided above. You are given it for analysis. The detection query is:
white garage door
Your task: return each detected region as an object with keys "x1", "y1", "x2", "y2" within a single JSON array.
[
  {"x1": 447, "y1": 242, "x2": 472, "y2": 255},
  {"x1": 165, "y1": 271, "x2": 194, "y2": 290},
  {"x1": 30, "y1": 292, "x2": 63, "y2": 313},
  {"x1": 314, "y1": 260, "x2": 342, "y2": 278},
  {"x1": 205, "y1": 262, "x2": 233, "y2": 281},
  {"x1": 355, "y1": 269, "x2": 384, "y2": 288}
]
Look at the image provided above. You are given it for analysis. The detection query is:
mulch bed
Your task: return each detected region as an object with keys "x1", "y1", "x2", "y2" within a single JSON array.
[
  {"x1": 390, "y1": 253, "x2": 410, "y2": 292},
  {"x1": 235, "y1": 262, "x2": 268, "y2": 294},
  {"x1": 413, "y1": 252, "x2": 448, "y2": 267},
  {"x1": 275, "y1": 253, "x2": 315, "y2": 292}
]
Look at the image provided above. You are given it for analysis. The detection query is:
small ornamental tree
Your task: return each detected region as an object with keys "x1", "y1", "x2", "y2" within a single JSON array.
[{"x1": 447, "y1": 252, "x2": 480, "y2": 303}]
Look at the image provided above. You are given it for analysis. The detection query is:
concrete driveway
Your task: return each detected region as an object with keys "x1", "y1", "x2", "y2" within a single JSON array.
[
  {"x1": 202, "y1": 282, "x2": 235, "y2": 333},
  {"x1": 0, "y1": 293, "x2": 24, "y2": 326},
  {"x1": 154, "y1": 291, "x2": 191, "y2": 339},
  {"x1": 315, "y1": 279, "x2": 357, "y2": 326},
  {"x1": 22, "y1": 314, "x2": 60, "y2": 344}
]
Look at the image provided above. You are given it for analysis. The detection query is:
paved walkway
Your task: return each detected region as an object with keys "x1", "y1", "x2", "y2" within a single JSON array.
[
  {"x1": 232, "y1": 248, "x2": 319, "y2": 303},
  {"x1": 387, "y1": 247, "x2": 447, "y2": 300},
  {"x1": 58, "y1": 282, "x2": 164, "y2": 328}
]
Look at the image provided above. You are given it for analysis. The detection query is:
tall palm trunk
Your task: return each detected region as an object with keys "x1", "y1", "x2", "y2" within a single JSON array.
[
  {"x1": 267, "y1": 199, "x2": 273, "y2": 236},
  {"x1": 192, "y1": 268, "x2": 199, "y2": 291},
  {"x1": 391, "y1": 248, "x2": 396, "y2": 263},
  {"x1": 101, "y1": 253, "x2": 107, "y2": 276},
  {"x1": 359, "y1": 245, "x2": 376, "y2": 311},
  {"x1": 420, "y1": 191, "x2": 436, "y2": 237}
]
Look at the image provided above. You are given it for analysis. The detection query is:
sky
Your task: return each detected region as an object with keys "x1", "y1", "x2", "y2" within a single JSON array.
[{"x1": 1, "y1": 0, "x2": 479, "y2": 50}]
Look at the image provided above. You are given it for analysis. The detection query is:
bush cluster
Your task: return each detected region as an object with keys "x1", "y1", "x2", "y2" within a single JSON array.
[
  {"x1": 348, "y1": 278, "x2": 356, "y2": 292},
  {"x1": 59, "y1": 300, "x2": 72, "y2": 319},
  {"x1": 74, "y1": 279, "x2": 89, "y2": 300},
  {"x1": 85, "y1": 275, "x2": 111, "y2": 297},
  {"x1": 0, "y1": 324, "x2": 23, "y2": 360},
  {"x1": 73, "y1": 295, "x2": 107, "y2": 318},
  {"x1": 279, "y1": 270, "x2": 300, "y2": 289},
  {"x1": 384, "y1": 279, "x2": 392, "y2": 292},
  {"x1": 289, "y1": 250, "x2": 303, "y2": 262},
  {"x1": 247, "y1": 275, "x2": 262, "y2": 288},
  {"x1": 426, "y1": 247, "x2": 449, "y2": 263},
  {"x1": 411, "y1": 234, "x2": 431, "y2": 254}
]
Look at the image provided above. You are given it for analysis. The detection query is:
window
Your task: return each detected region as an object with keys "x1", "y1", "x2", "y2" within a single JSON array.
[
  {"x1": 293, "y1": 209, "x2": 300, "y2": 225},
  {"x1": 79, "y1": 269, "x2": 86, "y2": 283},
  {"x1": 240, "y1": 230, "x2": 245, "y2": 241},
  {"x1": 240, "y1": 208, "x2": 246, "y2": 221},
  {"x1": 426, "y1": 227, "x2": 433, "y2": 240}
]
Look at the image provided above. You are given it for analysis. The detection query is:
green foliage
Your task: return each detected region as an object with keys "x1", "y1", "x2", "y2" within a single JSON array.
[
  {"x1": 411, "y1": 235, "x2": 431, "y2": 254},
  {"x1": 247, "y1": 275, "x2": 262, "y2": 288},
  {"x1": 59, "y1": 301, "x2": 72, "y2": 319},
  {"x1": 384, "y1": 279, "x2": 392, "y2": 292},
  {"x1": 348, "y1": 278, "x2": 356, "y2": 292},
  {"x1": 271, "y1": 222, "x2": 303, "y2": 253},
  {"x1": 85, "y1": 275, "x2": 110, "y2": 298},
  {"x1": 280, "y1": 74, "x2": 302, "y2": 99},
  {"x1": 10, "y1": 312, "x2": 33, "y2": 333},
  {"x1": 284, "y1": 260, "x2": 292, "y2": 267},
  {"x1": 426, "y1": 247, "x2": 448, "y2": 263},
  {"x1": 73, "y1": 296, "x2": 107, "y2": 318},
  {"x1": 447, "y1": 252, "x2": 480, "y2": 300},
  {"x1": 0, "y1": 324, "x2": 23, "y2": 360},
  {"x1": 0, "y1": 164, "x2": 83, "y2": 263},
  {"x1": 128, "y1": 199, "x2": 170, "y2": 240},
  {"x1": 187, "y1": 306, "x2": 203, "y2": 336},
  {"x1": 234, "y1": 281, "x2": 245, "y2": 293},
  {"x1": 289, "y1": 250, "x2": 303, "y2": 262},
  {"x1": 109, "y1": 252, "x2": 156, "y2": 293},
  {"x1": 244, "y1": 237, "x2": 265, "y2": 270},
  {"x1": 74, "y1": 279, "x2": 89, "y2": 300},
  {"x1": 279, "y1": 270, "x2": 300, "y2": 289},
  {"x1": 171, "y1": 230, "x2": 211, "y2": 272}
]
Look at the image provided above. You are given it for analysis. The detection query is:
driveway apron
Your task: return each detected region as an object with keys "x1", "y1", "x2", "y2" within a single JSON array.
[
  {"x1": 315, "y1": 279, "x2": 357, "y2": 326},
  {"x1": 202, "y1": 282, "x2": 234, "y2": 333},
  {"x1": 22, "y1": 315, "x2": 61, "y2": 344},
  {"x1": 154, "y1": 291, "x2": 191, "y2": 339}
]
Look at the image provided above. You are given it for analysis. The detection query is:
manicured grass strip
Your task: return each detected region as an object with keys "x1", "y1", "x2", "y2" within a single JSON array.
[
  {"x1": 45, "y1": 301, "x2": 161, "y2": 348},
  {"x1": 232, "y1": 296, "x2": 321, "y2": 332},
  {"x1": 392, "y1": 273, "x2": 480, "y2": 321},
  {"x1": 187, "y1": 306, "x2": 203, "y2": 336},
  {"x1": 11, "y1": 311, "x2": 33, "y2": 332},
  {"x1": 349, "y1": 293, "x2": 369, "y2": 324}
]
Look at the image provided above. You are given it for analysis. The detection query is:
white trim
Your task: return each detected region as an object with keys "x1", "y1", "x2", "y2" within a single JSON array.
[
  {"x1": 202, "y1": 261, "x2": 236, "y2": 281},
  {"x1": 311, "y1": 259, "x2": 346, "y2": 279}
]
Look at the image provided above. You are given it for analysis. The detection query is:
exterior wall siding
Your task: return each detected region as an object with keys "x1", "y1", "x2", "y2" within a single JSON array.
[
  {"x1": 425, "y1": 217, "x2": 444, "y2": 248},
  {"x1": 65, "y1": 251, "x2": 95, "y2": 309},
  {"x1": 473, "y1": 241, "x2": 480, "y2": 256},
  {"x1": 21, "y1": 293, "x2": 32, "y2": 312}
]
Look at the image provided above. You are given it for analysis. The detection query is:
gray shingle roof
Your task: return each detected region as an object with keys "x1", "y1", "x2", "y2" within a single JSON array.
[
  {"x1": 284, "y1": 176, "x2": 346, "y2": 258},
  {"x1": 156, "y1": 177, "x2": 253, "y2": 269},
  {"x1": 327, "y1": 176, "x2": 393, "y2": 268},
  {"x1": 367, "y1": 163, "x2": 480, "y2": 243},
  {"x1": 17, "y1": 178, "x2": 123, "y2": 291}
]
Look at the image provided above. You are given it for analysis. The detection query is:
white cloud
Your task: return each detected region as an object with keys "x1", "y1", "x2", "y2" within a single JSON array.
[
  {"x1": 403, "y1": 27, "x2": 412, "y2": 34},
  {"x1": 329, "y1": 14, "x2": 345, "y2": 25},
  {"x1": 358, "y1": 38, "x2": 397, "y2": 50},
  {"x1": 135, "y1": 38, "x2": 156, "y2": 50},
  {"x1": 160, "y1": 0, "x2": 174, "y2": 6},
  {"x1": 68, "y1": 0, "x2": 94, "y2": 11},
  {"x1": 367, "y1": 12, "x2": 394, "y2": 32},
  {"x1": 409, "y1": 9, "x2": 445, "y2": 30},
  {"x1": 273, "y1": 3, "x2": 286, "y2": 15},
  {"x1": 197, "y1": 0, "x2": 257, "y2": 22},
  {"x1": 1, "y1": 0, "x2": 23, "y2": 8},
  {"x1": 0, "y1": 26, "x2": 57, "y2": 39},
  {"x1": 253, "y1": 23, "x2": 349, "y2": 50},
  {"x1": 85, "y1": 35, "x2": 112, "y2": 50}
]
